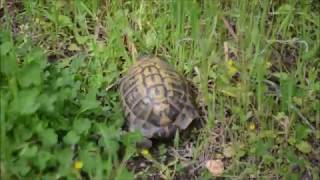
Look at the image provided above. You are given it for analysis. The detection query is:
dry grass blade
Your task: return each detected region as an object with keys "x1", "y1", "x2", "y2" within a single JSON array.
[
  {"x1": 123, "y1": 33, "x2": 138, "y2": 61},
  {"x1": 221, "y1": 16, "x2": 238, "y2": 42}
]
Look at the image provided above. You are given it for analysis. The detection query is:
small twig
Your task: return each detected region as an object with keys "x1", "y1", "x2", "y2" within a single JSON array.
[
  {"x1": 105, "y1": 77, "x2": 123, "y2": 91},
  {"x1": 221, "y1": 16, "x2": 239, "y2": 42},
  {"x1": 224, "y1": 41, "x2": 229, "y2": 62},
  {"x1": 123, "y1": 33, "x2": 138, "y2": 61},
  {"x1": 263, "y1": 79, "x2": 281, "y2": 100},
  {"x1": 94, "y1": 22, "x2": 101, "y2": 40},
  {"x1": 105, "y1": 83, "x2": 116, "y2": 91}
]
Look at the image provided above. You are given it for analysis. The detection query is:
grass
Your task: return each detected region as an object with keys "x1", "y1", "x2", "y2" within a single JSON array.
[{"x1": 1, "y1": 0, "x2": 319, "y2": 179}]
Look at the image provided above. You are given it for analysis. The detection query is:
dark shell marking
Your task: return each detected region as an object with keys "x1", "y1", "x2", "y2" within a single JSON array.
[{"x1": 119, "y1": 56, "x2": 199, "y2": 143}]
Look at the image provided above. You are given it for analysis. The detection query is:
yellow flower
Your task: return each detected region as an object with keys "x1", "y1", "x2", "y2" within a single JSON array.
[
  {"x1": 249, "y1": 123, "x2": 256, "y2": 130},
  {"x1": 226, "y1": 60, "x2": 238, "y2": 77},
  {"x1": 140, "y1": 149, "x2": 151, "y2": 156},
  {"x1": 73, "y1": 160, "x2": 83, "y2": 170}
]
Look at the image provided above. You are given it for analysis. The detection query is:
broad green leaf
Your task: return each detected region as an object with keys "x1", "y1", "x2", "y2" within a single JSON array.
[
  {"x1": 1, "y1": 51, "x2": 18, "y2": 75},
  {"x1": 145, "y1": 30, "x2": 158, "y2": 49},
  {"x1": 75, "y1": 35, "x2": 90, "y2": 45},
  {"x1": 18, "y1": 62, "x2": 42, "y2": 87},
  {"x1": 20, "y1": 145, "x2": 38, "y2": 158},
  {"x1": 55, "y1": 149, "x2": 73, "y2": 177},
  {"x1": 254, "y1": 140, "x2": 272, "y2": 157},
  {"x1": 121, "y1": 131, "x2": 143, "y2": 147},
  {"x1": 56, "y1": 148, "x2": 73, "y2": 165},
  {"x1": 88, "y1": 74, "x2": 102, "y2": 92},
  {"x1": 73, "y1": 118, "x2": 91, "y2": 134},
  {"x1": 295, "y1": 141, "x2": 312, "y2": 154},
  {"x1": 70, "y1": 56, "x2": 85, "y2": 71},
  {"x1": 285, "y1": 173, "x2": 300, "y2": 180},
  {"x1": 15, "y1": 124, "x2": 34, "y2": 142},
  {"x1": 63, "y1": 130, "x2": 80, "y2": 145},
  {"x1": 39, "y1": 128, "x2": 58, "y2": 147},
  {"x1": 98, "y1": 124, "x2": 120, "y2": 153},
  {"x1": 25, "y1": 48, "x2": 46, "y2": 66},
  {"x1": 80, "y1": 148, "x2": 102, "y2": 173},
  {"x1": 35, "y1": 150, "x2": 52, "y2": 170},
  {"x1": 39, "y1": 93, "x2": 57, "y2": 112},
  {"x1": 80, "y1": 91, "x2": 100, "y2": 112},
  {"x1": 13, "y1": 159, "x2": 31, "y2": 176},
  {"x1": 11, "y1": 88, "x2": 40, "y2": 115},
  {"x1": 295, "y1": 124, "x2": 311, "y2": 141},
  {"x1": 58, "y1": 15, "x2": 72, "y2": 28},
  {"x1": 286, "y1": 148, "x2": 304, "y2": 166},
  {"x1": 0, "y1": 41, "x2": 13, "y2": 55}
]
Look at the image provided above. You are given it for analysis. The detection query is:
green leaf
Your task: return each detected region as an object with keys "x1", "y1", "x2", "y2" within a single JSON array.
[
  {"x1": 20, "y1": 145, "x2": 38, "y2": 158},
  {"x1": 80, "y1": 151, "x2": 102, "y2": 174},
  {"x1": 55, "y1": 148, "x2": 73, "y2": 177},
  {"x1": 145, "y1": 30, "x2": 158, "y2": 49},
  {"x1": 73, "y1": 118, "x2": 91, "y2": 134},
  {"x1": 254, "y1": 140, "x2": 272, "y2": 157},
  {"x1": 295, "y1": 124, "x2": 311, "y2": 141},
  {"x1": 1, "y1": 50, "x2": 18, "y2": 75},
  {"x1": 75, "y1": 35, "x2": 90, "y2": 45},
  {"x1": 115, "y1": 167, "x2": 134, "y2": 180},
  {"x1": 285, "y1": 173, "x2": 300, "y2": 180},
  {"x1": 80, "y1": 91, "x2": 100, "y2": 112},
  {"x1": 0, "y1": 41, "x2": 13, "y2": 55},
  {"x1": 63, "y1": 130, "x2": 80, "y2": 145},
  {"x1": 13, "y1": 159, "x2": 31, "y2": 176},
  {"x1": 58, "y1": 15, "x2": 73, "y2": 28},
  {"x1": 121, "y1": 131, "x2": 143, "y2": 151},
  {"x1": 15, "y1": 124, "x2": 34, "y2": 142},
  {"x1": 39, "y1": 128, "x2": 58, "y2": 147},
  {"x1": 285, "y1": 148, "x2": 304, "y2": 166},
  {"x1": 295, "y1": 141, "x2": 312, "y2": 154},
  {"x1": 11, "y1": 88, "x2": 40, "y2": 115},
  {"x1": 25, "y1": 48, "x2": 46, "y2": 66},
  {"x1": 18, "y1": 62, "x2": 42, "y2": 87},
  {"x1": 98, "y1": 124, "x2": 120, "y2": 153},
  {"x1": 56, "y1": 148, "x2": 73, "y2": 165},
  {"x1": 39, "y1": 93, "x2": 57, "y2": 112},
  {"x1": 35, "y1": 150, "x2": 52, "y2": 170},
  {"x1": 70, "y1": 56, "x2": 85, "y2": 71}
]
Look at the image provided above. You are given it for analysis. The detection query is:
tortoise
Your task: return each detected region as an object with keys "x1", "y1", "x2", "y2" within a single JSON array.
[{"x1": 119, "y1": 55, "x2": 199, "y2": 148}]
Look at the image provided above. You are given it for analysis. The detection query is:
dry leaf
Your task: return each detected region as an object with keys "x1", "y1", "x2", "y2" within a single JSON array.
[{"x1": 206, "y1": 159, "x2": 224, "y2": 176}]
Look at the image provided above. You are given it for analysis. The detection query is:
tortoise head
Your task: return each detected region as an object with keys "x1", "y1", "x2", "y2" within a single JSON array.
[
  {"x1": 137, "y1": 54, "x2": 156, "y2": 61},
  {"x1": 137, "y1": 54, "x2": 167, "y2": 62}
]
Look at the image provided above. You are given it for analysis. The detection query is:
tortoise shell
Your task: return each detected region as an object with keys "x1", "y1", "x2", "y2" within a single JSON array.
[{"x1": 119, "y1": 56, "x2": 199, "y2": 146}]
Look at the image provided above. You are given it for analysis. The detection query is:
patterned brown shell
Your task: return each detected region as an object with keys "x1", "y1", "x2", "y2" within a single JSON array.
[{"x1": 119, "y1": 56, "x2": 199, "y2": 140}]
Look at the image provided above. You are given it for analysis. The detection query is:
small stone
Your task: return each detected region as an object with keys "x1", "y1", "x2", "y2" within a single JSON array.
[
  {"x1": 206, "y1": 159, "x2": 224, "y2": 176},
  {"x1": 140, "y1": 162, "x2": 146, "y2": 167}
]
